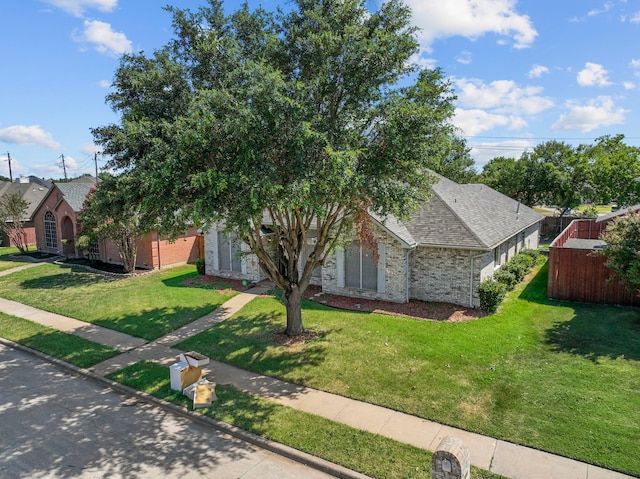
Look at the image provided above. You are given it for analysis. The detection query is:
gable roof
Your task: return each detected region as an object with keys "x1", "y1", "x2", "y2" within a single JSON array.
[
  {"x1": 52, "y1": 180, "x2": 96, "y2": 212},
  {"x1": 0, "y1": 180, "x2": 51, "y2": 221},
  {"x1": 379, "y1": 174, "x2": 544, "y2": 250}
]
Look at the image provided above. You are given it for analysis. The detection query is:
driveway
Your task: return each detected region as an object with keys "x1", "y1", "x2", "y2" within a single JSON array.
[{"x1": 0, "y1": 344, "x2": 335, "y2": 479}]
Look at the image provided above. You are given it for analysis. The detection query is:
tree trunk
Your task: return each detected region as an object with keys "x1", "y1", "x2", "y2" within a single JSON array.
[{"x1": 282, "y1": 284, "x2": 304, "y2": 336}]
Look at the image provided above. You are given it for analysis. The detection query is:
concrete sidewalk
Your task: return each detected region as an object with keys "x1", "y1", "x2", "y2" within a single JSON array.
[{"x1": 0, "y1": 263, "x2": 635, "y2": 479}]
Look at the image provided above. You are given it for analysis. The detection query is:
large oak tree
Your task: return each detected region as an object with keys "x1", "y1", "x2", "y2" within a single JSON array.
[{"x1": 93, "y1": 0, "x2": 459, "y2": 335}]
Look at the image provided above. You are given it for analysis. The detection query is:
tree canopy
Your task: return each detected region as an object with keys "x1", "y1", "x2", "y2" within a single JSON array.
[
  {"x1": 78, "y1": 174, "x2": 154, "y2": 273},
  {"x1": 93, "y1": 0, "x2": 460, "y2": 335},
  {"x1": 480, "y1": 135, "x2": 640, "y2": 216},
  {"x1": 600, "y1": 212, "x2": 640, "y2": 293}
]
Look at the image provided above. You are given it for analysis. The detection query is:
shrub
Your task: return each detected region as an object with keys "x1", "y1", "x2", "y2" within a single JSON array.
[
  {"x1": 195, "y1": 258, "x2": 206, "y2": 275},
  {"x1": 493, "y1": 269, "x2": 517, "y2": 290},
  {"x1": 479, "y1": 278, "x2": 508, "y2": 314},
  {"x1": 519, "y1": 248, "x2": 540, "y2": 264}
]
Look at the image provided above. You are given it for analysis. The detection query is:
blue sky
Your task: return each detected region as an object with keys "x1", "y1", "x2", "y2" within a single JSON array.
[{"x1": 1, "y1": 0, "x2": 639, "y2": 179}]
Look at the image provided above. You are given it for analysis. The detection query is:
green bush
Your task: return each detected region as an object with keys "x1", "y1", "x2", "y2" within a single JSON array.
[
  {"x1": 502, "y1": 259, "x2": 527, "y2": 282},
  {"x1": 519, "y1": 248, "x2": 540, "y2": 264},
  {"x1": 478, "y1": 278, "x2": 508, "y2": 314},
  {"x1": 195, "y1": 258, "x2": 206, "y2": 275},
  {"x1": 493, "y1": 269, "x2": 517, "y2": 290}
]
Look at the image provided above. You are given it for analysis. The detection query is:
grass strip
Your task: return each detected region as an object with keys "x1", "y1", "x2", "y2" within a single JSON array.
[
  {"x1": 108, "y1": 360, "x2": 504, "y2": 479},
  {"x1": 0, "y1": 312, "x2": 120, "y2": 368}
]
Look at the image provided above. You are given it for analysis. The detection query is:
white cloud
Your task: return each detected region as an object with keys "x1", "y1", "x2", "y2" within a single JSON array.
[
  {"x1": 406, "y1": 0, "x2": 537, "y2": 56},
  {"x1": 453, "y1": 109, "x2": 512, "y2": 136},
  {"x1": 0, "y1": 125, "x2": 61, "y2": 150},
  {"x1": 99, "y1": 79, "x2": 111, "y2": 88},
  {"x1": 41, "y1": 0, "x2": 117, "y2": 18},
  {"x1": 454, "y1": 78, "x2": 554, "y2": 115},
  {"x1": 469, "y1": 140, "x2": 534, "y2": 166},
  {"x1": 577, "y1": 62, "x2": 612, "y2": 86},
  {"x1": 552, "y1": 96, "x2": 627, "y2": 132},
  {"x1": 630, "y1": 12, "x2": 640, "y2": 23},
  {"x1": 75, "y1": 19, "x2": 132, "y2": 56},
  {"x1": 587, "y1": 2, "x2": 613, "y2": 17},
  {"x1": 623, "y1": 81, "x2": 636, "y2": 90},
  {"x1": 528, "y1": 64, "x2": 549, "y2": 78},
  {"x1": 456, "y1": 51, "x2": 473, "y2": 65}
]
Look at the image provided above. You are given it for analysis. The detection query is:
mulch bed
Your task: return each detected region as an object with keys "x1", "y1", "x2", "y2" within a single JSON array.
[
  {"x1": 179, "y1": 274, "x2": 252, "y2": 292},
  {"x1": 303, "y1": 285, "x2": 484, "y2": 322}
]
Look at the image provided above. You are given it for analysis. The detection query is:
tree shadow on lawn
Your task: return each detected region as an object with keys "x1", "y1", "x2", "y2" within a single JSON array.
[
  {"x1": 15, "y1": 270, "x2": 116, "y2": 290},
  {"x1": 178, "y1": 310, "x2": 330, "y2": 383},
  {"x1": 92, "y1": 305, "x2": 222, "y2": 341},
  {"x1": 519, "y1": 264, "x2": 640, "y2": 362}
]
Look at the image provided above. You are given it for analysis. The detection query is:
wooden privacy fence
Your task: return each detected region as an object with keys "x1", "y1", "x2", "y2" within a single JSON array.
[{"x1": 547, "y1": 219, "x2": 640, "y2": 306}]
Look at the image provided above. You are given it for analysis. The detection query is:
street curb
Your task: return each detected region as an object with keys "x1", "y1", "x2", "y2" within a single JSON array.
[{"x1": 0, "y1": 337, "x2": 371, "y2": 479}]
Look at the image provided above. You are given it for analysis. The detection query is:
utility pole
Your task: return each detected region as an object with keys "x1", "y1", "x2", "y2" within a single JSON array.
[
  {"x1": 6, "y1": 152, "x2": 12, "y2": 182},
  {"x1": 60, "y1": 154, "x2": 67, "y2": 180},
  {"x1": 94, "y1": 152, "x2": 99, "y2": 181}
]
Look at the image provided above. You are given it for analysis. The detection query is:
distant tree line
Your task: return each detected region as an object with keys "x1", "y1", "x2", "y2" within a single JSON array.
[{"x1": 478, "y1": 134, "x2": 640, "y2": 216}]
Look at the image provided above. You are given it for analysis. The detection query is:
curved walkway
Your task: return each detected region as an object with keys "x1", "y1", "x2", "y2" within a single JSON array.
[{"x1": 0, "y1": 263, "x2": 634, "y2": 479}]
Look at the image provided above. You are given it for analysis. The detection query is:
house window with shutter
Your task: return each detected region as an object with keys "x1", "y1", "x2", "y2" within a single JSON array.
[{"x1": 345, "y1": 241, "x2": 378, "y2": 290}]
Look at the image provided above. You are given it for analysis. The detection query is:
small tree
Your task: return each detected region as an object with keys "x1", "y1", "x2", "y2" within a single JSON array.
[
  {"x1": 0, "y1": 193, "x2": 30, "y2": 253},
  {"x1": 78, "y1": 174, "x2": 154, "y2": 273},
  {"x1": 600, "y1": 212, "x2": 640, "y2": 293}
]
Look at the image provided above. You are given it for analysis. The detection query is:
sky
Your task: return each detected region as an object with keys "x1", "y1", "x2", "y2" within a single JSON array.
[{"x1": 1, "y1": 0, "x2": 640, "y2": 180}]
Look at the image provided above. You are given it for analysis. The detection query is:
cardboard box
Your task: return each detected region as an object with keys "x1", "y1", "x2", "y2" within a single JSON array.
[
  {"x1": 183, "y1": 378, "x2": 217, "y2": 409},
  {"x1": 179, "y1": 351, "x2": 210, "y2": 367},
  {"x1": 169, "y1": 361, "x2": 203, "y2": 391}
]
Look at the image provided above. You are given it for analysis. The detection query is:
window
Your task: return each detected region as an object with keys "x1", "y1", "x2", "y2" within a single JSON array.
[
  {"x1": 217, "y1": 231, "x2": 242, "y2": 272},
  {"x1": 44, "y1": 211, "x2": 57, "y2": 249},
  {"x1": 345, "y1": 241, "x2": 378, "y2": 290},
  {"x1": 520, "y1": 231, "x2": 526, "y2": 249},
  {"x1": 494, "y1": 243, "x2": 502, "y2": 266},
  {"x1": 88, "y1": 241, "x2": 100, "y2": 259}
]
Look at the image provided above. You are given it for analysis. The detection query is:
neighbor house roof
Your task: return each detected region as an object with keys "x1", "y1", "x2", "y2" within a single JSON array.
[
  {"x1": 378, "y1": 173, "x2": 544, "y2": 251},
  {"x1": 0, "y1": 180, "x2": 51, "y2": 221},
  {"x1": 595, "y1": 204, "x2": 640, "y2": 224}
]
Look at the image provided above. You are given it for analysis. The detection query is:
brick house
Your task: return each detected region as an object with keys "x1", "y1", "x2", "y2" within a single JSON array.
[
  {"x1": 32, "y1": 177, "x2": 200, "y2": 269},
  {"x1": 0, "y1": 176, "x2": 51, "y2": 247},
  {"x1": 203, "y1": 174, "x2": 544, "y2": 308}
]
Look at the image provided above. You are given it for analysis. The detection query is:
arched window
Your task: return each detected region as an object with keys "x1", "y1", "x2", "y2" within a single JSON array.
[{"x1": 44, "y1": 211, "x2": 57, "y2": 248}]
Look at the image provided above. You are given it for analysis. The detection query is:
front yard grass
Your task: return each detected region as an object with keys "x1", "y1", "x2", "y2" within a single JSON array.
[
  {"x1": 0, "y1": 263, "x2": 240, "y2": 340},
  {"x1": 108, "y1": 360, "x2": 504, "y2": 479},
  {"x1": 0, "y1": 246, "x2": 32, "y2": 272},
  {"x1": 177, "y1": 262, "x2": 640, "y2": 477},
  {"x1": 0, "y1": 312, "x2": 119, "y2": 368}
]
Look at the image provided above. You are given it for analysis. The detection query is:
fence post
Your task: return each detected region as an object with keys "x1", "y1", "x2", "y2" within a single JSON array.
[{"x1": 432, "y1": 436, "x2": 470, "y2": 479}]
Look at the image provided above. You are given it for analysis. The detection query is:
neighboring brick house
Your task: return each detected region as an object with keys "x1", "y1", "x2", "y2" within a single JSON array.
[
  {"x1": 203, "y1": 174, "x2": 544, "y2": 308},
  {"x1": 0, "y1": 176, "x2": 51, "y2": 247},
  {"x1": 32, "y1": 177, "x2": 200, "y2": 269}
]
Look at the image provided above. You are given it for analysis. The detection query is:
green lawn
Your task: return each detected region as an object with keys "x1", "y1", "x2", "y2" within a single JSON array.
[
  {"x1": 109, "y1": 360, "x2": 504, "y2": 479},
  {"x1": 0, "y1": 263, "x2": 240, "y2": 340},
  {"x1": 0, "y1": 246, "x2": 32, "y2": 272},
  {"x1": 177, "y1": 262, "x2": 640, "y2": 477},
  {"x1": 0, "y1": 312, "x2": 119, "y2": 368}
]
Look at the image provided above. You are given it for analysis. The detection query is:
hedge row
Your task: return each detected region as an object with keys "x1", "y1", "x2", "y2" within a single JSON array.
[{"x1": 479, "y1": 249, "x2": 541, "y2": 313}]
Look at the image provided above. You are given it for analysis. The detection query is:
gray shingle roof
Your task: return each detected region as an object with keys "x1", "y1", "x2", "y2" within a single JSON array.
[
  {"x1": 0, "y1": 181, "x2": 51, "y2": 221},
  {"x1": 383, "y1": 174, "x2": 544, "y2": 250},
  {"x1": 595, "y1": 204, "x2": 640, "y2": 223},
  {"x1": 54, "y1": 181, "x2": 96, "y2": 211}
]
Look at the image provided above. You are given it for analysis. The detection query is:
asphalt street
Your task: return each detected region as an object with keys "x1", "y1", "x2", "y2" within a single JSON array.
[{"x1": 0, "y1": 344, "x2": 335, "y2": 479}]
